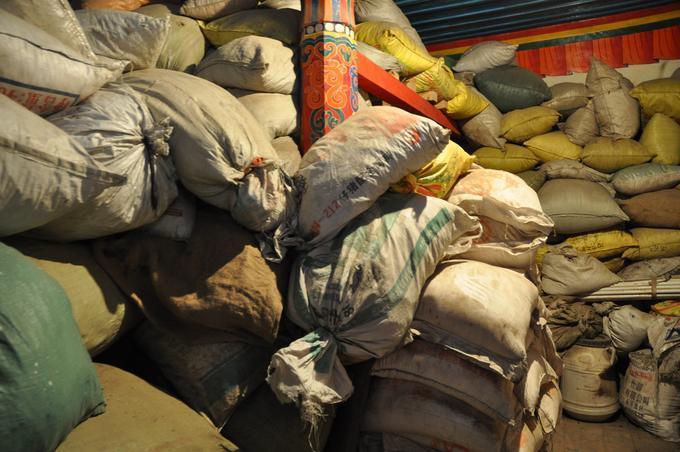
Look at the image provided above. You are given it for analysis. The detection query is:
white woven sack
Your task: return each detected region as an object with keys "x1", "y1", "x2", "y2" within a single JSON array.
[
  {"x1": 0, "y1": 95, "x2": 123, "y2": 237},
  {"x1": 76, "y1": 9, "x2": 170, "y2": 70},
  {"x1": 195, "y1": 36, "x2": 296, "y2": 94},
  {"x1": 297, "y1": 106, "x2": 450, "y2": 248},
  {"x1": 453, "y1": 41, "x2": 519, "y2": 74},
  {"x1": 35, "y1": 83, "x2": 177, "y2": 241},
  {"x1": 267, "y1": 193, "x2": 479, "y2": 424},
  {"x1": 0, "y1": 10, "x2": 125, "y2": 116},
  {"x1": 413, "y1": 260, "x2": 541, "y2": 380}
]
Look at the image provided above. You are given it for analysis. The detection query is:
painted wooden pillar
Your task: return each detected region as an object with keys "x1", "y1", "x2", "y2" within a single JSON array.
[{"x1": 300, "y1": 0, "x2": 358, "y2": 153}]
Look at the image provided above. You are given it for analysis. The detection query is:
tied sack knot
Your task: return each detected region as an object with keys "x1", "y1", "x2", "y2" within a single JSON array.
[{"x1": 143, "y1": 117, "x2": 173, "y2": 158}]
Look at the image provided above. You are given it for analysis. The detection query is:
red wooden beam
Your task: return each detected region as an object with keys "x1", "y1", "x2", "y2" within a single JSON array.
[{"x1": 356, "y1": 52, "x2": 460, "y2": 137}]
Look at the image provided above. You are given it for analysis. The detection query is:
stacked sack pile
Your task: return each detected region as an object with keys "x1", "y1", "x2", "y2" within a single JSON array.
[
  {"x1": 0, "y1": 3, "x2": 563, "y2": 452},
  {"x1": 0, "y1": 0, "x2": 311, "y2": 450},
  {"x1": 353, "y1": 0, "x2": 491, "y2": 121}
]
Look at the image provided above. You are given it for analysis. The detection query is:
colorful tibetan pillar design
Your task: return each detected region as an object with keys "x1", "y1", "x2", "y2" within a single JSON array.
[{"x1": 300, "y1": 0, "x2": 358, "y2": 153}]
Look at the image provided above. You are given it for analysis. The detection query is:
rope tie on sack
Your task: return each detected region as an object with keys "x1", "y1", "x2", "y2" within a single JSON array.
[{"x1": 142, "y1": 118, "x2": 173, "y2": 212}]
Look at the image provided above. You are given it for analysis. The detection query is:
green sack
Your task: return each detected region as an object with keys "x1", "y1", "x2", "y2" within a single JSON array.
[
  {"x1": 0, "y1": 243, "x2": 105, "y2": 452},
  {"x1": 474, "y1": 65, "x2": 552, "y2": 113}
]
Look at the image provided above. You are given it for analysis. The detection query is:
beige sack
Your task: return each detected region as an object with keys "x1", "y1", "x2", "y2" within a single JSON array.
[
  {"x1": 413, "y1": 260, "x2": 540, "y2": 380},
  {"x1": 449, "y1": 169, "x2": 553, "y2": 269},
  {"x1": 564, "y1": 101, "x2": 599, "y2": 146},
  {"x1": 372, "y1": 339, "x2": 521, "y2": 423},
  {"x1": 461, "y1": 93, "x2": 506, "y2": 149},
  {"x1": 586, "y1": 57, "x2": 634, "y2": 94},
  {"x1": 539, "y1": 159, "x2": 612, "y2": 182},
  {"x1": 137, "y1": 4, "x2": 206, "y2": 73},
  {"x1": 229, "y1": 89, "x2": 298, "y2": 140},
  {"x1": 0, "y1": 94, "x2": 123, "y2": 237},
  {"x1": 611, "y1": 163, "x2": 680, "y2": 195},
  {"x1": 541, "y1": 82, "x2": 589, "y2": 116},
  {"x1": 361, "y1": 378, "x2": 511, "y2": 452},
  {"x1": 271, "y1": 136, "x2": 301, "y2": 175},
  {"x1": 75, "y1": 9, "x2": 170, "y2": 70},
  {"x1": 540, "y1": 245, "x2": 622, "y2": 296},
  {"x1": 1, "y1": 0, "x2": 96, "y2": 60},
  {"x1": 0, "y1": 10, "x2": 125, "y2": 116},
  {"x1": 538, "y1": 179, "x2": 629, "y2": 234},
  {"x1": 297, "y1": 106, "x2": 449, "y2": 247},
  {"x1": 592, "y1": 88, "x2": 640, "y2": 139},
  {"x1": 123, "y1": 69, "x2": 293, "y2": 234},
  {"x1": 180, "y1": 0, "x2": 258, "y2": 21},
  {"x1": 196, "y1": 36, "x2": 296, "y2": 94},
  {"x1": 453, "y1": 40, "x2": 518, "y2": 74}
]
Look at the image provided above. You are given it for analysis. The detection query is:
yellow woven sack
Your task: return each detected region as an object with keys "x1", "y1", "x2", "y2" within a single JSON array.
[
  {"x1": 410, "y1": 58, "x2": 464, "y2": 101},
  {"x1": 603, "y1": 257, "x2": 626, "y2": 273},
  {"x1": 651, "y1": 300, "x2": 680, "y2": 316},
  {"x1": 565, "y1": 230, "x2": 638, "y2": 260},
  {"x1": 623, "y1": 228, "x2": 680, "y2": 261},
  {"x1": 356, "y1": 22, "x2": 436, "y2": 76},
  {"x1": 524, "y1": 131, "x2": 581, "y2": 162},
  {"x1": 473, "y1": 144, "x2": 539, "y2": 173},
  {"x1": 501, "y1": 106, "x2": 560, "y2": 143},
  {"x1": 582, "y1": 137, "x2": 654, "y2": 173},
  {"x1": 391, "y1": 141, "x2": 475, "y2": 198},
  {"x1": 640, "y1": 113, "x2": 680, "y2": 165},
  {"x1": 630, "y1": 78, "x2": 680, "y2": 120},
  {"x1": 446, "y1": 84, "x2": 489, "y2": 120}
]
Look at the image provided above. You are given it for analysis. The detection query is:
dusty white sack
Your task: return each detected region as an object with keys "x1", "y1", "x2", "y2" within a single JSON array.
[
  {"x1": 0, "y1": 0, "x2": 96, "y2": 60},
  {"x1": 195, "y1": 36, "x2": 296, "y2": 94},
  {"x1": 453, "y1": 41, "x2": 519, "y2": 74},
  {"x1": 267, "y1": 193, "x2": 479, "y2": 423},
  {"x1": 620, "y1": 348, "x2": 680, "y2": 442},
  {"x1": 540, "y1": 245, "x2": 621, "y2": 296},
  {"x1": 356, "y1": 41, "x2": 403, "y2": 73},
  {"x1": 143, "y1": 188, "x2": 197, "y2": 241},
  {"x1": 448, "y1": 169, "x2": 553, "y2": 269},
  {"x1": 180, "y1": 0, "x2": 258, "y2": 21},
  {"x1": 0, "y1": 10, "x2": 125, "y2": 116},
  {"x1": 515, "y1": 333, "x2": 560, "y2": 416},
  {"x1": 539, "y1": 159, "x2": 611, "y2": 182},
  {"x1": 372, "y1": 339, "x2": 521, "y2": 423},
  {"x1": 361, "y1": 378, "x2": 512, "y2": 452},
  {"x1": 297, "y1": 106, "x2": 450, "y2": 247},
  {"x1": 618, "y1": 257, "x2": 680, "y2": 281},
  {"x1": 611, "y1": 163, "x2": 680, "y2": 196},
  {"x1": 0, "y1": 94, "x2": 123, "y2": 237},
  {"x1": 603, "y1": 305, "x2": 655, "y2": 353},
  {"x1": 35, "y1": 83, "x2": 177, "y2": 241},
  {"x1": 413, "y1": 260, "x2": 540, "y2": 380},
  {"x1": 76, "y1": 9, "x2": 170, "y2": 70},
  {"x1": 271, "y1": 136, "x2": 301, "y2": 175},
  {"x1": 228, "y1": 89, "x2": 298, "y2": 140},
  {"x1": 123, "y1": 69, "x2": 295, "y2": 235},
  {"x1": 538, "y1": 179, "x2": 629, "y2": 234}
]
